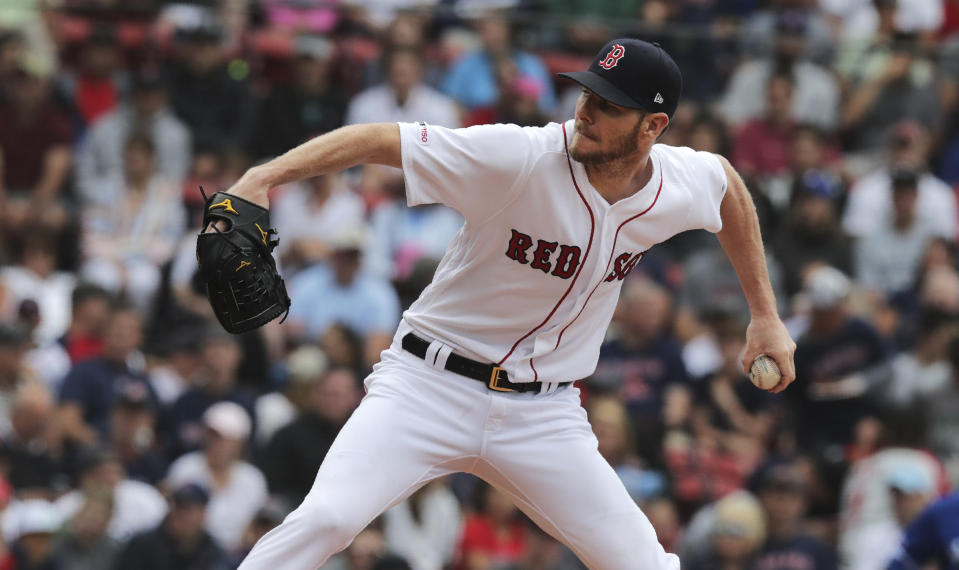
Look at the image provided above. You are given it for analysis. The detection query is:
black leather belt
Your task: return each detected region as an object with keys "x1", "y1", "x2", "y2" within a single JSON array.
[{"x1": 401, "y1": 333, "x2": 572, "y2": 393}]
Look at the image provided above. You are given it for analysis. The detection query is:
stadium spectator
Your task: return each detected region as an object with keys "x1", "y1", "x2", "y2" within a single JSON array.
[
  {"x1": 347, "y1": 46, "x2": 459, "y2": 128},
  {"x1": 57, "y1": 283, "x2": 111, "y2": 366},
  {"x1": 114, "y1": 482, "x2": 232, "y2": 570},
  {"x1": 731, "y1": 70, "x2": 797, "y2": 181},
  {"x1": 165, "y1": 401, "x2": 267, "y2": 552},
  {"x1": 110, "y1": 380, "x2": 165, "y2": 485},
  {"x1": 0, "y1": 62, "x2": 73, "y2": 238},
  {"x1": 286, "y1": 229, "x2": 400, "y2": 364},
  {"x1": 788, "y1": 266, "x2": 889, "y2": 456},
  {"x1": 771, "y1": 171, "x2": 853, "y2": 298},
  {"x1": 57, "y1": 26, "x2": 124, "y2": 127},
  {"x1": 261, "y1": 367, "x2": 359, "y2": 510},
  {"x1": 751, "y1": 462, "x2": 837, "y2": 570},
  {"x1": 272, "y1": 173, "x2": 366, "y2": 274},
  {"x1": 886, "y1": 490, "x2": 959, "y2": 570},
  {"x1": 719, "y1": 10, "x2": 840, "y2": 131},
  {"x1": 0, "y1": 383, "x2": 65, "y2": 494},
  {"x1": 54, "y1": 449, "x2": 167, "y2": 542},
  {"x1": 591, "y1": 278, "x2": 689, "y2": 466},
  {"x1": 229, "y1": 502, "x2": 285, "y2": 567},
  {"x1": 80, "y1": 133, "x2": 186, "y2": 312},
  {"x1": 684, "y1": 491, "x2": 766, "y2": 570},
  {"x1": 53, "y1": 489, "x2": 120, "y2": 570},
  {"x1": 0, "y1": 325, "x2": 40, "y2": 433},
  {"x1": 464, "y1": 57, "x2": 550, "y2": 128},
  {"x1": 0, "y1": 234, "x2": 76, "y2": 346},
  {"x1": 165, "y1": 22, "x2": 255, "y2": 153},
  {"x1": 254, "y1": 344, "x2": 327, "y2": 447},
  {"x1": 846, "y1": 461, "x2": 937, "y2": 570},
  {"x1": 9, "y1": 499, "x2": 65, "y2": 570},
  {"x1": 842, "y1": 121, "x2": 956, "y2": 240},
  {"x1": 76, "y1": 69, "x2": 191, "y2": 205},
  {"x1": 57, "y1": 303, "x2": 156, "y2": 446},
  {"x1": 0, "y1": 29, "x2": 25, "y2": 100},
  {"x1": 250, "y1": 35, "x2": 346, "y2": 161},
  {"x1": 382, "y1": 480, "x2": 462, "y2": 570},
  {"x1": 162, "y1": 329, "x2": 256, "y2": 460},
  {"x1": 587, "y1": 396, "x2": 665, "y2": 503},
  {"x1": 442, "y1": 11, "x2": 556, "y2": 113},
  {"x1": 924, "y1": 335, "x2": 959, "y2": 487},
  {"x1": 457, "y1": 483, "x2": 527, "y2": 570},
  {"x1": 855, "y1": 167, "x2": 938, "y2": 297}
]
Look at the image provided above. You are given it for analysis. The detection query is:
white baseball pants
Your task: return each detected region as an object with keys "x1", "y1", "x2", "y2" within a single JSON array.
[{"x1": 239, "y1": 345, "x2": 680, "y2": 570}]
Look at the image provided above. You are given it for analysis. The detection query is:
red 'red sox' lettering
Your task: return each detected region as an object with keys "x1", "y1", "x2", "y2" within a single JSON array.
[{"x1": 505, "y1": 230, "x2": 581, "y2": 280}]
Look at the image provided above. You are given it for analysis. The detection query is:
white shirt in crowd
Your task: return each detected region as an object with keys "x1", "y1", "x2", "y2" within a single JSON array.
[
  {"x1": 842, "y1": 169, "x2": 957, "y2": 241},
  {"x1": 382, "y1": 482, "x2": 463, "y2": 570},
  {"x1": 346, "y1": 84, "x2": 461, "y2": 128},
  {"x1": 54, "y1": 479, "x2": 168, "y2": 542},
  {"x1": 165, "y1": 451, "x2": 269, "y2": 551}
]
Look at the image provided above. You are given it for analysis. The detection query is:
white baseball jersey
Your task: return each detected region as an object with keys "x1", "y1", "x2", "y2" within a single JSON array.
[{"x1": 396, "y1": 119, "x2": 728, "y2": 384}]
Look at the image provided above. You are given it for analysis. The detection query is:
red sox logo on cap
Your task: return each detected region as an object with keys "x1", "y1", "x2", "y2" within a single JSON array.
[{"x1": 598, "y1": 44, "x2": 625, "y2": 70}]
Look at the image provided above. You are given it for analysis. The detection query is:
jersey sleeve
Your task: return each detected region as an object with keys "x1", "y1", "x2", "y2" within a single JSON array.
[
  {"x1": 683, "y1": 150, "x2": 728, "y2": 233},
  {"x1": 398, "y1": 122, "x2": 537, "y2": 223}
]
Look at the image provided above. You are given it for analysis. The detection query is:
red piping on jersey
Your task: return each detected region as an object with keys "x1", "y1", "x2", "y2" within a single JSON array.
[
  {"x1": 552, "y1": 161, "x2": 664, "y2": 352},
  {"x1": 497, "y1": 122, "x2": 595, "y2": 375}
]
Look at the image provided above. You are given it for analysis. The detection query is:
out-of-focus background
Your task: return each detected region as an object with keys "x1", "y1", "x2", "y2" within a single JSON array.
[{"x1": 1, "y1": 0, "x2": 959, "y2": 568}]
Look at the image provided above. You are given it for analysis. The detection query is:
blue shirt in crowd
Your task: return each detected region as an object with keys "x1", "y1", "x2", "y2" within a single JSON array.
[{"x1": 888, "y1": 491, "x2": 959, "y2": 570}]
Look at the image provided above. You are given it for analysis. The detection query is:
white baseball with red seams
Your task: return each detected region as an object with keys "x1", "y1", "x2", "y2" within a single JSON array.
[{"x1": 238, "y1": 120, "x2": 727, "y2": 570}]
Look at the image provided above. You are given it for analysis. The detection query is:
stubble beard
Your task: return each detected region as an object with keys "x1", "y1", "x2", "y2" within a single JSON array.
[{"x1": 569, "y1": 119, "x2": 644, "y2": 168}]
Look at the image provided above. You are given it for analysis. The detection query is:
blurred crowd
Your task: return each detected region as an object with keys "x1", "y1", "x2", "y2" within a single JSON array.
[{"x1": 2, "y1": 0, "x2": 959, "y2": 569}]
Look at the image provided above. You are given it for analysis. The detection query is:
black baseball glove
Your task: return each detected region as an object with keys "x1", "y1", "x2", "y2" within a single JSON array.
[{"x1": 196, "y1": 189, "x2": 290, "y2": 334}]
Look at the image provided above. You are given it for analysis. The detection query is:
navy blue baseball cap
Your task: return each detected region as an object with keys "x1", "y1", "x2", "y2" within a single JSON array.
[{"x1": 558, "y1": 38, "x2": 683, "y2": 119}]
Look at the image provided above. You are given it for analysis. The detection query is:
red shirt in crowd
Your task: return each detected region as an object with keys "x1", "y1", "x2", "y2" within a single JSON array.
[
  {"x1": 75, "y1": 76, "x2": 118, "y2": 124},
  {"x1": 731, "y1": 118, "x2": 794, "y2": 178},
  {"x1": 0, "y1": 103, "x2": 72, "y2": 192},
  {"x1": 457, "y1": 515, "x2": 526, "y2": 569}
]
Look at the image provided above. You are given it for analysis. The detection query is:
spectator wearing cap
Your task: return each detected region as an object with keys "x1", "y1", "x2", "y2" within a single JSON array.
[
  {"x1": 286, "y1": 228, "x2": 400, "y2": 364},
  {"x1": 772, "y1": 170, "x2": 853, "y2": 298},
  {"x1": 164, "y1": 22, "x2": 255, "y2": 153},
  {"x1": 58, "y1": 302, "x2": 157, "y2": 447},
  {"x1": 719, "y1": 10, "x2": 839, "y2": 131},
  {"x1": 250, "y1": 35, "x2": 347, "y2": 161},
  {"x1": 57, "y1": 26, "x2": 125, "y2": 127},
  {"x1": 115, "y1": 483, "x2": 232, "y2": 570},
  {"x1": 8, "y1": 499, "x2": 64, "y2": 570},
  {"x1": 442, "y1": 11, "x2": 556, "y2": 114},
  {"x1": 842, "y1": 121, "x2": 956, "y2": 241},
  {"x1": 751, "y1": 463, "x2": 837, "y2": 570},
  {"x1": 846, "y1": 461, "x2": 937, "y2": 570},
  {"x1": 271, "y1": 173, "x2": 366, "y2": 276},
  {"x1": 886, "y1": 490, "x2": 959, "y2": 570},
  {"x1": 261, "y1": 367, "x2": 359, "y2": 510},
  {"x1": 161, "y1": 329, "x2": 256, "y2": 461},
  {"x1": 165, "y1": 402, "x2": 267, "y2": 552},
  {"x1": 53, "y1": 490, "x2": 119, "y2": 570},
  {"x1": 53, "y1": 449, "x2": 167, "y2": 543},
  {"x1": 0, "y1": 59, "x2": 73, "y2": 239},
  {"x1": 110, "y1": 380, "x2": 166, "y2": 485},
  {"x1": 254, "y1": 345, "x2": 328, "y2": 446},
  {"x1": 684, "y1": 491, "x2": 766, "y2": 570},
  {"x1": 79, "y1": 131, "x2": 186, "y2": 312},
  {"x1": 346, "y1": 45, "x2": 460, "y2": 128},
  {"x1": 788, "y1": 266, "x2": 889, "y2": 457},
  {"x1": 855, "y1": 167, "x2": 938, "y2": 298},
  {"x1": 76, "y1": 68, "x2": 191, "y2": 206},
  {"x1": 0, "y1": 383, "x2": 66, "y2": 494}
]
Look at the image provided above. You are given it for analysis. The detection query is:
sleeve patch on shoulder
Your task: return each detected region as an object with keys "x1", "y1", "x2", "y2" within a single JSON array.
[{"x1": 417, "y1": 122, "x2": 431, "y2": 146}]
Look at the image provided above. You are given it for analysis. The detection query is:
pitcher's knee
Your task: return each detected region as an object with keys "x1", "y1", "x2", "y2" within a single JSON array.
[{"x1": 290, "y1": 498, "x2": 366, "y2": 549}]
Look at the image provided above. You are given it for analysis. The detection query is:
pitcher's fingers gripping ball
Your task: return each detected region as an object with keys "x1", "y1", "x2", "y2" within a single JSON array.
[
  {"x1": 196, "y1": 190, "x2": 291, "y2": 333},
  {"x1": 750, "y1": 354, "x2": 782, "y2": 390}
]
